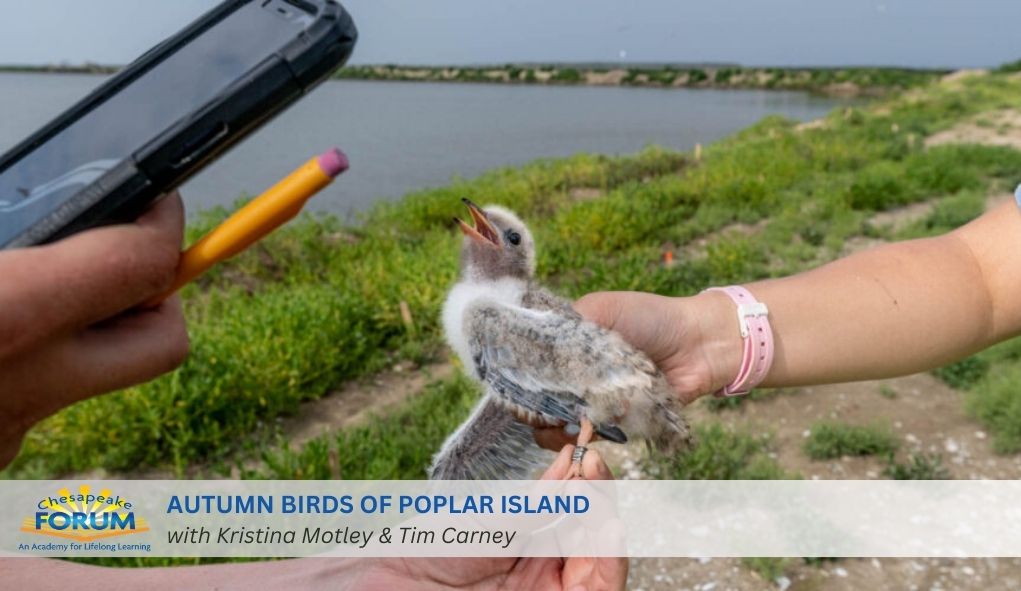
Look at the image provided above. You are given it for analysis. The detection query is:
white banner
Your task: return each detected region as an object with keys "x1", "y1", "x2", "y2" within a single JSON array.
[{"x1": 1, "y1": 480, "x2": 1020, "y2": 558}]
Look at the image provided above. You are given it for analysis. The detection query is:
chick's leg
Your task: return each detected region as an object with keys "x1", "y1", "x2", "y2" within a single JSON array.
[{"x1": 568, "y1": 417, "x2": 595, "y2": 479}]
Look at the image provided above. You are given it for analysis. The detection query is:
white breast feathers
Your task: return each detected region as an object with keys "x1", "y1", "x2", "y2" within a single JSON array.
[{"x1": 442, "y1": 278, "x2": 526, "y2": 376}]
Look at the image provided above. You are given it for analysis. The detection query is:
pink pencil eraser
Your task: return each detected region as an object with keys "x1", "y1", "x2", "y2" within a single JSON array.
[{"x1": 317, "y1": 148, "x2": 349, "y2": 178}]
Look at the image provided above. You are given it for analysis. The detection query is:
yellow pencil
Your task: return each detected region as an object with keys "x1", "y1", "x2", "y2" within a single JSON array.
[{"x1": 147, "y1": 147, "x2": 348, "y2": 306}]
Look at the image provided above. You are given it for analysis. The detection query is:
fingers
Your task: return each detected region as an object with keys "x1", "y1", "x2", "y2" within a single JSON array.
[
  {"x1": 72, "y1": 295, "x2": 190, "y2": 393},
  {"x1": 0, "y1": 193, "x2": 185, "y2": 357},
  {"x1": 539, "y1": 445, "x2": 575, "y2": 480},
  {"x1": 547, "y1": 445, "x2": 626, "y2": 590},
  {"x1": 561, "y1": 555, "x2": 630, "y2": 591},
  {"x1": 574, "y1": 291, "x2": 680, "y2": 365},
  {"x1": 580, "y1": 447, "x2": 613, "y2": 481},
  {"x1": 0, "y1": 296, "x2": 189, "y2": 421},
  {"x1": 573, "y1": 291, "x2": 627, "y2": 330},
  {"x1": 539, "y1": 445, "x2": 613, "y2": 481}
]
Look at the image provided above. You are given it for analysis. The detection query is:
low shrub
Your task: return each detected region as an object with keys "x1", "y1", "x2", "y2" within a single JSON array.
[
  {"x1": 966, "y1": 364, "x2": 1021, "y2": 453},
  {"x1": 933, "y1": 356, "x2": 989, "y2": 390},
  {"x1": 659, "y1": 423, "x2": 792, "y2": 480},
  {"x1": 803, "y1": 421, "x2": 899, "y2": 459}
]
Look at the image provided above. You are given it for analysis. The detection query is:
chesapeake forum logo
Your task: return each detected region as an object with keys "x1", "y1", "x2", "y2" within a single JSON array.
[{"x1": 21, "y1": 485, "x2": 149, "y2": 542}]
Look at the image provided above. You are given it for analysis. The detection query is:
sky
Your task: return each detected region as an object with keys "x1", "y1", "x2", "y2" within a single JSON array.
[{"x1": 0, "y1": 1, "x2": 1019, "y2": 69}]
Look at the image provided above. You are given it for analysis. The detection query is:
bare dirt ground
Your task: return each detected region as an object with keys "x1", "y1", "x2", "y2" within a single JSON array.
[
  {"x1": 281, "y1": 361, "x2": 455, "y2": 448},
  {"x1": 926, "y1": 109, "x2": 1021, "y2": 151},
  {"x1": 614, "y1": 374, "x2": 1021, "y2": 591}
]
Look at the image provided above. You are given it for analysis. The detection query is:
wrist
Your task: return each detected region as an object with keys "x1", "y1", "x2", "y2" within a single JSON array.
[{"x1": 687, "y1": 290, "x2": 745, "y2": 395}]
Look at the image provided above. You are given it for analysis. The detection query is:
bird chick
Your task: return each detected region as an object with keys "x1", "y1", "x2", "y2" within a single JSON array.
[{"x1": 429, "y1": 199, "x2": 691, "y2": 479}]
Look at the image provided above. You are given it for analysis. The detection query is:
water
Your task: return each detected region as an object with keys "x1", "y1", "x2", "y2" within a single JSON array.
[{"x1": 0, "y1": 73, "x2": 853, "y2": 217}]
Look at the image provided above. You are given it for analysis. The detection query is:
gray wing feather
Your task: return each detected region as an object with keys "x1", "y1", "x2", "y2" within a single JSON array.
[
  {"x1": 483, "y1": 365, "x2": 583, "y2": 426},
  {"x1": 467, "y1": 301, "x2": 659, "y2": 428},
  {"x1": 429, "y1": 394, "x2": 551, "y2": 480},
  {"x1": 520, "y1": 284, "x2": 582, "y2": 318}
]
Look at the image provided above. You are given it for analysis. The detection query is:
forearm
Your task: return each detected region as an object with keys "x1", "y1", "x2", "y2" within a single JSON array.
[
  {"x1": 755, "y1": 234, "x2": 992, "y2": 386},
  {"x1": 695, "y1": 202, "x2": 1021, "y2": 389}
]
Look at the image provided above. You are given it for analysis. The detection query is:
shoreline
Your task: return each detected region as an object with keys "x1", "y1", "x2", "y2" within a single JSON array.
[
  {"x1": 0, "y1": 63, "x2": 949, "y2": 97},
  {"x1": 332, "y1": 64, "x2": 948, "y2": 97},
  {"x1": 0, "y1": 64, "x2": 118, "y2": 75}
]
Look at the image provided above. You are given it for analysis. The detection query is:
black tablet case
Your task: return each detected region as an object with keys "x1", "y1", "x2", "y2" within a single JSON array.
[{"x1": 0, "y1": 0, "x2": 357, "y2": 248}]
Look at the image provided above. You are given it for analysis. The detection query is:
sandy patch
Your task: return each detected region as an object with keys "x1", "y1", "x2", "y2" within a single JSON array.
[
  {"x1": 681, "y1": 220, "x2": 768, "y2": 262},
  {"x1": 586, "y1": 69, "x2": 627, "y2": 86},
  {"x1": 986, "y1": 192, "x2": 1014, "y2": 211},
  {"x1": 939, "y1": 69, "x2": 989, "y2": 86},
  {"x1": 821, "y1": 82, "x2": 863, "y2": 97},
  {"x1": 867, "y1": 200, "x2": 935, "y2": 231},
  {"x1": 484, "y1": 69, "x2": 509, "y2": 82},
  {"x1": 926, "y1": 109, "x2": 1021, "y2": 150},
  {"x1": 795, "y1": 118, "x2": 830, "y2": 132},
  {"x1": 282, "y1": 361, "x2": 455, "y2": 448},
  {"x1": 393, "y1": 68, "x2": 431, "y2": 80},
  {"x1": 568, "y1": 187, "x2": 604, "y2": 202},
  {"x1": 671, "y1": 73, "x2": 692, "y2": 87}
]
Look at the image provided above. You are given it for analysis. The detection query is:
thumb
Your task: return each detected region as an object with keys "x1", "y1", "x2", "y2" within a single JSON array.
[{"x1": 573, "y1": 291, "x2": 627, "y2": 329}]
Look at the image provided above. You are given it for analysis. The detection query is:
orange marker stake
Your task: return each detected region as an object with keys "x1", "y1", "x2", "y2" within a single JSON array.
[{"x1": 147, "y1": 148, "x2": 349, "y2": 306}]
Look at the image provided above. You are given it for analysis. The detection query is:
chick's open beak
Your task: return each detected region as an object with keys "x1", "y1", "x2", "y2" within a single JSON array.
[{"x1": 455, "y1": 198, "x2": 501, "y2": 247}]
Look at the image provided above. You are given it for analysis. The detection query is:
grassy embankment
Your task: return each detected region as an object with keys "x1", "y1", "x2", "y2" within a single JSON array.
[
  {"x1": 335, "y1": 64, "x2": 945, "y2": 95},
  {"x1": 6, "y1": 69, "x2": 1021, "y2": 485}
]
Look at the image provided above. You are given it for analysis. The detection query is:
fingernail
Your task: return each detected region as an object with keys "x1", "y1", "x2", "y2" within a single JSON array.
[
  {"x1": 564, "y1": 423, "x2": 580, "y2": 436},
  {"x1": 566, "y1": 586, "x2": 588, "y2": 591}
]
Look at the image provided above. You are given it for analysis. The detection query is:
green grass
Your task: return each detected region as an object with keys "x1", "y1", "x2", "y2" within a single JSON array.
[
  {"x1": 656, "y1": 423, "x2": 793, "y2": 480},
  {"x1": 996, "y1": 59, "x2": 1021, "y2": 74},
  {"x1": 742, "y1": 557, "x2": 794, "y2": 582},
  {"x1": 932, "y1": 355, "x2": 990, "y2": 390},
  {"x1": 803, "y1": 421, "x2": 900, "y2": 460},
  {"x1": 924, "y1": 190, "x2": 986, "y2": 229},
  {"x1": 247, "y1": 397, "x2": 794, "y2": 482},
  {"x1": 966, "y1": 364, "x2": 1021, "y2": 453},
  {"x1": 245, "y1": 374, "x2": 479, "y2": 480},
  {"x1": 550, "y1": 67, "x2": 582, "y2": 83},
  {"x1": 883, "y1": 452, "x2": 951, "y2": 479},
  {"x1": 929, "y1": 328, "x2": 1021, "y2": 453},
  {"x1": 7, "y1": 68, "x2": 1021, "y2": 479},
  {"x1": 702, "y1": 387, "x2": 792, "y2": 411}
]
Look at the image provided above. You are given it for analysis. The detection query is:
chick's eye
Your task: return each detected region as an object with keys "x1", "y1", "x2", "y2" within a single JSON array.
[{"x1": 505, "y1": 231, "x2": 521, "y2": 246}]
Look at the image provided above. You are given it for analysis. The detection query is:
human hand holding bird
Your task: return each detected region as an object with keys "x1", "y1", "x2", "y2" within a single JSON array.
[
  {"x1": 430, "y1": 200, "x2": 692, "y2": 480},
  {"x1": 574, "y1": 291, "x2": 745, "y2": 405},
  {"x1": 535, "y1": 290, "x2": 747, "y2": 451}
]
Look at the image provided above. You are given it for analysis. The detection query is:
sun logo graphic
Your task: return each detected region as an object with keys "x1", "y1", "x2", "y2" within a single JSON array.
[{"x1": 22, "y1": 485, "x2": 149, "y2": 542}]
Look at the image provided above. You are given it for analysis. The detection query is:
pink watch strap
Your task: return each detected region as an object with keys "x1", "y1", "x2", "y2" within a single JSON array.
[{"x1": 703, "y1": 286, "x2": 774, "y2": 397}]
